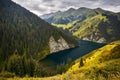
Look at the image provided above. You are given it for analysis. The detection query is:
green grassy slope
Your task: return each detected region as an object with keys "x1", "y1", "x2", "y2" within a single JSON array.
[
  {"x1": 73, "y1": 14, "x2": 120, "y2": 43},
  {"x1": 62, "y1": 40, "x2": 120, "y2": 80}
]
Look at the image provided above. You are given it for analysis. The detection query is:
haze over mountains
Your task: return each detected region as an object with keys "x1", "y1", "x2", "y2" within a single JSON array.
[{"x1": 41, "y1": 8, "x2": 120, "y2": 43}]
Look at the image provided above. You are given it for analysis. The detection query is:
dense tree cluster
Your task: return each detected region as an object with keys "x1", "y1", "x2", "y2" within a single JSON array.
[
  {"x1": 0, "y1": 0, "x2": 78, "y2": 77},
  {"x1": 1, "y1": 53, "x2": 45, "y2": 77},
  {"x1": 0, "y1": 0, "x2": 78, "y2": 61}
]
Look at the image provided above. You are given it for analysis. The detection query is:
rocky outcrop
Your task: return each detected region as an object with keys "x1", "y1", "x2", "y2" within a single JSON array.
[
  {"x1": 49, "y1": 36, "x2": 70, "y2": 53},
  {"x1": 82, "y1": 33, "x2": 106, "y2": 43},
  {"x1": 82, "y1": 37, "x2": 106, "y2": 43}
]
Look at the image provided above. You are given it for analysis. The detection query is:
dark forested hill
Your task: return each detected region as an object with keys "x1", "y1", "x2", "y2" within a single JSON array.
[
  {"x1": 0, "y1": 0, "x2": 78, "y2": 60},
  {"x1": 0, "y1": 0, "x2": 78, "y2": 77}
]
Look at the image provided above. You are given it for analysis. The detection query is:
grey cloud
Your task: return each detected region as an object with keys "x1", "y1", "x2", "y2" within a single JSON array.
[
  {"x1": 102, "y1": 0, "x2": 120, "y2": 6},
  {"x1": 41, "y1": 0, "x2": 54, "y2": 2},
  {"x1": 62, "y1": 1, "x2": 79, "y2": 6},
  {"x1": 32, "y1": 6, "x2": 46, "y2": 12},
  {"x1": 48, "y1": 4, "x2": 55, "y2": 7},
  {"x1": 12, "y1": 0, "x2": 120, "y2": 16}
]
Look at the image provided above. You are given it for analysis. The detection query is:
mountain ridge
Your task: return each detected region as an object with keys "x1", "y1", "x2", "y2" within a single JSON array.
[
  {"x1": 41, "y1": 7, "x2": 120, "y2": 43},
  {"x1": 40, "y1": 7, "x2": 115, "y2": 24}
]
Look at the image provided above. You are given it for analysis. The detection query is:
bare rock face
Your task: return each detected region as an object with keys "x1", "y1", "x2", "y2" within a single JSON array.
[
  {"x1": 49, "y1": 36, "x2": 70, "y2": 53},
  {"x1": 82, "y1": 33, "x2": 106, "y2": 43},
  {"x1": 83, "y1": 36, "x2": 106, "y2": 43},
  {"x1": 97, "y1": 38, "x2": 106, "y2": 43}
]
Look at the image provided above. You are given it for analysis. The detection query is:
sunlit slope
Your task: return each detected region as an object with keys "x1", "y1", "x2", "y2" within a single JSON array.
[
  {"x1": 52, "y1": 20, "x2": 79, "y2": 30},
  {"x1": 73, "y1": 14, "x2": 120, "y2": 43},
  {"x1": 63, "y1": 40, "x2": 120, "y2": 80}
]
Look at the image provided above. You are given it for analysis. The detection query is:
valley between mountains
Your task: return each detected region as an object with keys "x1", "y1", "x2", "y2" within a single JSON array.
[{"x1": 0, "y1": 0, "x2": 120, "y2": 80}]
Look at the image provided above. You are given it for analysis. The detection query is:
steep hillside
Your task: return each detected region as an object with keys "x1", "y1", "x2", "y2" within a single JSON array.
[
  {"x1": 73, "y1": 14, "x2": 120, "y2": 43},
  {"x1": 0, "y1": 0, "x2": 78, "y2": 60},
  {"x1": 62, "y1": 40, "x2": 120, "y2": 80},
  {"x1": 116, "y1": 12, "x2": 120, "y2": 20},
  {"x1": 0, "y1": 0, "x2": 78, "y2": 77}
]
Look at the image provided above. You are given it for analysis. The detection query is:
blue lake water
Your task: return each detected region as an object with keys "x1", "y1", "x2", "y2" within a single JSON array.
[{"x1": 43, "y1": 40, "x2": 106, "y2": 64}]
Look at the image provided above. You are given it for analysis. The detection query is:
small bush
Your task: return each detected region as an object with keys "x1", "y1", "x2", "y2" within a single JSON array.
[
  {"x1": 0, "y1": 72, "x2": 15, "y2": 78},
  {"x1": 79, "y1": 58, "x2": 84, "y2": 67}
]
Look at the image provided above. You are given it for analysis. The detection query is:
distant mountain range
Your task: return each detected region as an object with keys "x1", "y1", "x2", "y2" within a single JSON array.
[
  {"x1": 40, "y1": 7, "x2": 117, "y2": 24},
  {"x1": 41, "y1": 7, "x2": 120, "y2": 43},
  {"x1": 40, "y1": 11, "x2": 61, "y2": 20}
]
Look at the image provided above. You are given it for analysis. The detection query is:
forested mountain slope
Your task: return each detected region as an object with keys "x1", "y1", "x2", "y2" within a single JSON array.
[
  {"x1": 0, "y1": 0, "x2": 78, "y2": 77},
  {"x1": 0, "y1": 0, "x2": 78, "y2": 60}
]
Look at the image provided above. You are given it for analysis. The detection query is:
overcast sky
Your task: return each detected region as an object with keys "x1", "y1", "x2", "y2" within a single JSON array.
[{"x1": 12, "y1": 0, "x2": 120, "y2": 16}]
